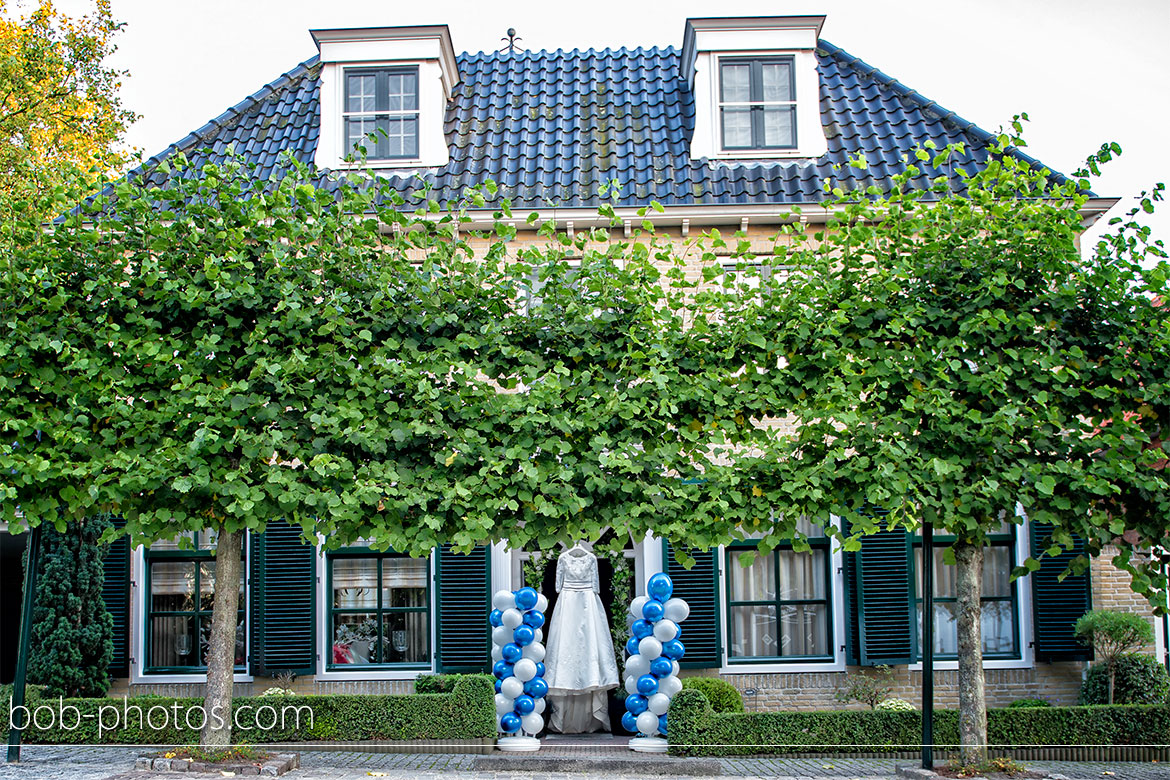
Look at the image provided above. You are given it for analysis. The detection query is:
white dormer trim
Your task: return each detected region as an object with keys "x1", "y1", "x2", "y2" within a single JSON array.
[
  {"x1": 683, "y1": 17, "x2": 828, "y2": 162},
  {"x1": 311, "y1": 25, "x2": 457, "y2": 171}
]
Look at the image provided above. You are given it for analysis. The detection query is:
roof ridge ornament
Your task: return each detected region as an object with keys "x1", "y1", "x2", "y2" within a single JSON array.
[{"x1": 500, "y1": 28, "x2": 524, "y2": 54}]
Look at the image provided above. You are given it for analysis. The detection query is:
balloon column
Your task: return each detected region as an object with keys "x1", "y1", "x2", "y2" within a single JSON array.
[
  {"x1": 489, "y1": 587, "x2": 549, "y2": 738},
  {"x1": 621, "y1": 573, "x2": 689, "y2": 741}
]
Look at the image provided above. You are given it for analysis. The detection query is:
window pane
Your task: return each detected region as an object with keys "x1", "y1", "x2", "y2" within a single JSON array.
[
  {"x1": 346, "y1": 116, "x2": 380, "y2": 155},
  {"x1": 729, "y1": 552, "x2": 775, "y2": 601},
  {"x1": 386, "y1": 72, "x2": 418, "y2": 112},
  {"x1": 150, "y1": 531, "x2": 196, "y2": 551},
  {"x1": 795, "y1": 516, "x2": 824, "y2": 538},
  {"x1": 382, "y1": 558, "x2": 428, "y2": 608},
  {"x1": 150, "y1": 561, "x2": 196, "y2": 612},
  {"x1": 729, "y1": 604, "x2": 777, "y2": 658},
  {"x1": 333, "y1": 559, "x2": 379, "y2": 608},
  {"x1": 779, "y1": 603, "x2": 829, "y2": 656},
  {"x1": 197, "y1": 615, "x2": 246, "y2": 667},
  {"x1": 777, "y1": 549, "x2": 825, "y2": 600},
  {"x1": 983, "y1": 546, "x2": 1011, "y2": 597},
  {"x1": 721, "y1": 107, "x2": 752, "y2": 148},
  {"x1": 915, "y1": 547, "x2": 957, "y2": 598},
  {"x1": 332, "y1": 612, "x2": 377, "y2": 664},
  {"x1": 762, "y1": 106, "x2": 796, "y2": 147},
  {"x1": 347, "y1": 74, "x2": 376, "y2": 112},
  {"x1": 383, "y1": 116, "x2": 418, "y2": 158},
  {"x1": 199, "y1": 561, "x2": 244, "y2": 612},
  {"x1": 917, "y1": 601, "x2": 959, "y2": 655},
  {"x1": 761, "y1": 62, "x2": 793, "y2": 102},
  {"x1": 721, "y1": 63, "x2": 751, "y2": 102},
  {"x1": 382, "y1": 612, "x2": 429, "y2": 664},
  {"x1": 149, "y1": 615, "x2": 195, "y2": 667},
  {"x1": 982, "y1": 600, "x2": 1014, "y2": 654}
]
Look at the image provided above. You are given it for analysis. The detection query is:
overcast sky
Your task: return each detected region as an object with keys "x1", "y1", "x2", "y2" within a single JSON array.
[{"x1": 52, "y1": 0, "x2": 1170, "y2": 253}]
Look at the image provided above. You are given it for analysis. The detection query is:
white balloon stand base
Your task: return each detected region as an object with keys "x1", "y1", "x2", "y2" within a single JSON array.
[
  {"x1": 628, "y1": 736, "x2": 668, "y2": 753},
  {"x1": 497, "y1": 735, "x2": 541, "y2": 752}
]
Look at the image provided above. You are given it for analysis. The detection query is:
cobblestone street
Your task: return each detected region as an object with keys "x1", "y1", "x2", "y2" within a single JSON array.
[{"x1": 0, "y1": 744, "x2": 1167, "y2": 780}]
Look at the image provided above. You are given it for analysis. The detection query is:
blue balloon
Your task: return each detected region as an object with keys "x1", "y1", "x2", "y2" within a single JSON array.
[
  {"x1": 625, "y1": 636, "x2": 641, "y2": 656},
  {"x1": 636, "y1": 674, "x2": 659, "y2": 695},
  {"x1": 642, "y1": 599, "x2": 665, "y2": 622},
  {"x1": 535, "y1": 661, "x2": 545, "y2": 678},
  {"x1": 631, "y1": 619, "x2": 653, "y2": 639},
  {"x1": 621, "y1": 711, "x2": 639, "y2": 734},
  {"x1": 625, "y1": 693, "x2": 648, "y2": 715},
  {"x1": 523, "y1": 610, "x2": 545, "y2": 628},
  {"x1": 501, "y1": 642, "x2": 523, "y2": 663},
  {"x1": 647, "y1": 573, "x2": 673, "y2": 601},
  {"x1": 524, "y1": 677, "x2": 548, "y2": 699},
  {"x1": 493, "y1": 660, "x2": 514, "y2": 679},
  {"x1": 500, "y1": 712, "x2": 521, "y2": 733},
  {"x1": 489, "y1": 609, "x2": 503, "y2": 628},
  {"x1": 662, "y1": 639, "x2": 685, "y2": 660},
  {"x1": 650, "y1": 657, "x2": 673, "y2": 678},
  {"x1": 494, "y1": 678, "x2": 502, "y2": 693},
  {"x1": 658, "y1": 713, "x2": 668, "y2": 735},
  {"x1": 512, "y1": 625, "x2": 535, "y2": 647},
  {"x1": 515, "y1": 587, "x2": 539, "y2": 610},
  {"x1": 513, "y1": 694, "x2": 536, "y2": 715}
]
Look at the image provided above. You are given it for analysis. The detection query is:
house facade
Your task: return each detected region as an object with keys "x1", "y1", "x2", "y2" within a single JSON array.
[{"x1": 4, "y1": 14, "x2": 1165, "y2": 712}]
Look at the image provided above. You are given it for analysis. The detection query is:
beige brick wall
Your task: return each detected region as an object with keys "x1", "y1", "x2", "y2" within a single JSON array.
[
  {"x1": 107, "y1": 675, "x2": 416, "y2": 698},
  {"x1": 1090, "y1": 545, "x2": 1163, "y2": 656}
]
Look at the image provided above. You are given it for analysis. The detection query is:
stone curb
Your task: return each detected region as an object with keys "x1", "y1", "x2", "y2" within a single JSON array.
[
  {"x1": 895, "y1": 765, "x2": 1073, "y2": 780},
  {"x1": 473, "y1": 755, "x2": 723, "y2": 776},
  {"x1": 135, "y1": 752, "x2": 299, "y2": 775}
]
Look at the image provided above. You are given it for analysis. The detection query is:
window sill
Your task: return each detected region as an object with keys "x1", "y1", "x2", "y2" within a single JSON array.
[
  {"x1": 709, "y1": 149, "x2": 818, "y2": 162},
  {"x1": 131, "y1": 672, "x2": 254, "y2": 685},
  {"x1": 908, "y1": 657, "x2": 1030, "y2": 671},
  {"x1": 720, "y1": 658, "x2": 845, "y2": 675},
  {"x1": 316, "y1": 666, "x2": 431, "y2": 681}
]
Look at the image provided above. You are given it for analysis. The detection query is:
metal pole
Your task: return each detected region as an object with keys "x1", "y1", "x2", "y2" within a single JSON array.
[
  {"x1": 6, "y1": 523, "x2": 42, "y2": 763},
  {"x1": 921, "y1": 520, "x2": 934, "y2": 769}
]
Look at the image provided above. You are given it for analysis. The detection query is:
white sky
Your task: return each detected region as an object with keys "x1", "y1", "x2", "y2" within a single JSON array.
[{"x1": 51, "y1": 0, "x2": 1170, "y2": 253}]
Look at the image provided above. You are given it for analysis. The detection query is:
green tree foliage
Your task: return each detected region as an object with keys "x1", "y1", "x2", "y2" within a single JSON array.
[
  {"x1": 26, "y1": 513, "x2": 113, "y2": 697},
  {"x1": 1080, "y1": 652, "x2": 1170, "y2": 706},
  {"x1": 1075, "y1": 609, "x2": 1156, "y2": 704}
]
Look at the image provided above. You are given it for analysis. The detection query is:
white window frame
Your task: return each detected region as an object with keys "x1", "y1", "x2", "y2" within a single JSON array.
[
  {"x1": 716, "y1": 57, "x2": 798, "y2": 152},
  {"x1": 341, "y1": 66, "x2": 421, "y2": 161}
]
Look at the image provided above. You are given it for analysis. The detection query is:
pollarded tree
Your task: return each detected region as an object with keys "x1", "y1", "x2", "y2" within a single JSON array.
[{"x1": 743, "y1": 121, "x2": 1169, "y2": 765}]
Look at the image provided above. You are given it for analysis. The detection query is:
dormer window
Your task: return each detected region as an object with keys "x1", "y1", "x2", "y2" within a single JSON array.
[
  {"x1": 719, "y1": 57, "x2": 796, "y2": 151},
  {"x1": 344, "y1": 67, "x2": 420, "y2": 160}
]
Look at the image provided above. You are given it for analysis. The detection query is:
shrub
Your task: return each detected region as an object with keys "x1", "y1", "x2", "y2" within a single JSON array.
[
  {"x1": 680, "y1": 677, "x2": 744, "y2": 713},
  {"x1": 19, "y1": 675, "x2": 496, "y2": 745},
  {"x1": 414, "y1": 673, "x2": 493, "y2": 695},
  {"x1": 1074, "y1": 610, "x2": 1155, "y2": 704},
  {"x1": 833, "y1": 664, "x2": 896, "y2": 709},
  {"x1": 667, "y1": 689, "x2": 1170, "y2": 757},
  {"x1": 1080, "y1": 653, "x2": 1170, "y2": 706},
  {"x1": 875, "y1": 697, "x2": 915, "y2": 712},
  {"x1": 27, "y1": 515, "x2": 115, "y2": 697},
  {"x1": 1006, "y1": 698, "x2": 1051, "y2": 708}
]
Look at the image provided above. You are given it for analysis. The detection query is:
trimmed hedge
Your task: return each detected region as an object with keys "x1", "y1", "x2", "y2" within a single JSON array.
[
  {"x1": 668, "y1": 689, "x2": 1170, "y2": 757},
  {"x1": 680, "y1": 677, "x2": 744, "y2": 713},
  {"x1": 1081, "y1": 653, "x2": 1170, "y2": 705},
  {"x1": 13, "y1": 675, "x2": 495, "y2": 745}
]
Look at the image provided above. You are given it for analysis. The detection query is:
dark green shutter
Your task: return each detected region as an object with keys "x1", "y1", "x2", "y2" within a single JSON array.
[
  {"x1": 842, "y1": 531, "x2": 863, "y2": 666},
  {"x1": 1030, "y1": 523, "x2": 1092, "y2": 662},
  {"x1": 100, "y1": 517, "x2": 131, "y2": 678},
  {"x1": 662, "y1": 542, "x2": 721, "y2": 668},
  {"x1": 854, "y1": 524, "x2": 915, "y2": 665},
  {"x1": 436, "y1": 544, "x2": 490, "y2": 673},
  {"x1": 250, "y1": 522, "x2": 316, "y2": 676}
]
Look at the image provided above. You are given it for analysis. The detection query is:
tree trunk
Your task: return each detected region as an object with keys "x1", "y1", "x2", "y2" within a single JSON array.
[
  {"x1": 201, "y1": 526, "x2": 242, "y2": 747},
  {"x1": 954, "y1": 540, "x2": 987, "y2": 766},
  {"x1": 1107, "y1": 663, "x2": 1115, "y2": 705}
]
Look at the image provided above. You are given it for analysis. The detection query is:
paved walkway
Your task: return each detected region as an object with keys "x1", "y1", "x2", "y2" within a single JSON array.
[{"x1": 0, "y1": 743, "x2": 1165, "y2": 780}]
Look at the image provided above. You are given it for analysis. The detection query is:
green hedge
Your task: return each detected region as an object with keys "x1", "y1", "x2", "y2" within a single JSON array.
[
  {"x1": 13, "y1": 675, "x2": 495, "y2": 745},
  {"x1": 680, "y1": 677, "x2": 744, "y2": 713},
  {"x1": 668, "y1": 689, "x2": 1170, "y2": 757},
  {"x1": 1081, "y1": 653, "x2": 1170, "y2": 706}
]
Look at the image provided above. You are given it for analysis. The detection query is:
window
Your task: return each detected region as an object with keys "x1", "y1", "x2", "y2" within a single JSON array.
[
  {"x1": 144, "y1": 531, "x2": 245, "y2": 673},
  {"x1": 913, "y1": 522, "x2": 1019, "y2": 659},
  {"x1": 725, "y1": 518, "x2": 832, "y2": 662},
  {"x1": 719, "y1": 57, "x2": 796, "y2": 151},
  {"x1": 328, "y1": 549, "x2": 430, "y2": 668},
  {"x1": 343, "y1": 67, "x2": 419, "y2": 160}
]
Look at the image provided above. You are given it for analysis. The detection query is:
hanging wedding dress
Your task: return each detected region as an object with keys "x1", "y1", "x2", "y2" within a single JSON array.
[{"x1": 543, "y1": 544, "x2": 619, "y2": 733}]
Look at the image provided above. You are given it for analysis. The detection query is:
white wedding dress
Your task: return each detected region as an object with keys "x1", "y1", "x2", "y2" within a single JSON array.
[{"x1": 543, "y1": 546, "x2": 619, "y2": 733}]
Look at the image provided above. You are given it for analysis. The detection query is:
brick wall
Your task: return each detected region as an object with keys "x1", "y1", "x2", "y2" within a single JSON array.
[
  {"x1": 1090, "y1": 545, "x2": 1163, "y2": 655},
  {"x1": 107, "y1": 675, "x2": 416, "y2": 698}
]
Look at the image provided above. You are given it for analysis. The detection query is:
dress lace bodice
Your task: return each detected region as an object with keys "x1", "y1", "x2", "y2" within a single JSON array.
[{"x1": 556, "y1": 548, "x2": 599, "y2": 593}]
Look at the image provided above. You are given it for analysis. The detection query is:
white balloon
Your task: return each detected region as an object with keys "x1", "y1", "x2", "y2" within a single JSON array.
[
  {"x1": 653, "y1": 619, "x2": 679, "y2": 642},
  {"x1": 625, "y1": 654, "x2": 649, "y2": 678},
  {"x1": 501, "y1": 676, "x2": 524, "y2": 699},
  {"x1": 671, "y1": 660, "x2": 680, "y2": 677},
  {"x1": 658, "y1": 675, "x2": 682, "y2": 697},
  {"x1": 638, "y1": 636, "x2": 663, "y2": 660},
  {"x1": 521, "y1": 712, "x2": 544, "y2": 735},
  {"x1": 491, "y1": 645, "x2": 504, "y2": 662},
  {"x1": 624, "y1": 674, "x2": 636, "y2": 693},
  {"x1": 636, "y1": 710, "x2": 659, "y2": 736},
  {"x1": 629, "y1": 596, "x2": 648, "y2": 619},
  {"x1": 491, "y1": 626, "x2": 511, "y2": 647},
  {"x1": 522, "y1": 641, "x2": 546, "y2": 662},
  {"x1": 513, "y1": 658, "x2": 537, "y2": 682},
  {"x1": 495, "y1": 693, "x2": 513, "y2": 714},
  {"x1": 493, "y1": 590, "x2": 516, "y2": 611},
  {"x1": 648, "y1": 693, "x2": 671, "y2": 715},
  {"x1": 535, "y1": 593, "x2": 549, "y2": 613},
  {"x1": 501, "y1": 608, "x2": 523, "y2": 629},
  {"x1": 534, "y1": 697, "x2": 546, "y2": 715},
  {"x1": 535, "y1": 628, "x2": 543, "y2": 643},
  {"x1": 663, "y1": 598, "x2": 690, "y2": 624}
]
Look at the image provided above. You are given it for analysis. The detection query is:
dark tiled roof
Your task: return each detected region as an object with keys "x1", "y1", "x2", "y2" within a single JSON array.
[{"x1": 136, "y1": 41, "x2": 1067, "y2": 208}]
